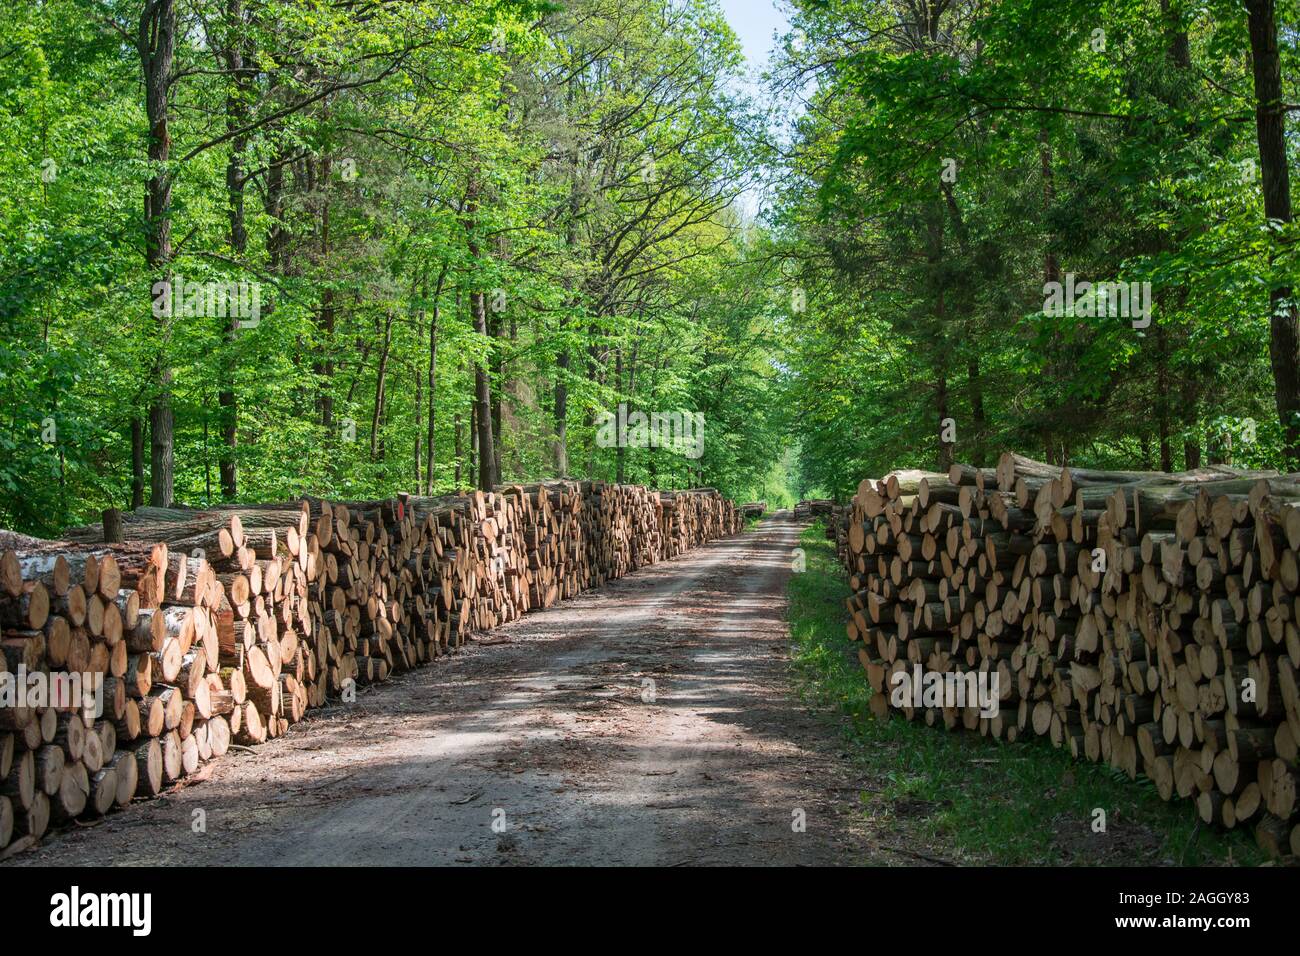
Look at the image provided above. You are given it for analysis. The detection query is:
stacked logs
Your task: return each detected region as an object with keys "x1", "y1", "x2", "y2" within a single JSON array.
[
  {"x1": 0, "y1": 483, "x2": 741, "y2": 855},
  {"x1": 826, "y1": 504, "x2": 850, "y2": 564},
  {"x1": 0, "y1": 540, "x2": 193, "y2": 848},
  {"x1": 841, "y1": 454, "x2": 1300, "y2": 859}
]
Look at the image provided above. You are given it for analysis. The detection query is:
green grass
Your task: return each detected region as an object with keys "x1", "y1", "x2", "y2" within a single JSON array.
[{"x1": 786, "y1": 522, "x2": 1266, "y2": 866}]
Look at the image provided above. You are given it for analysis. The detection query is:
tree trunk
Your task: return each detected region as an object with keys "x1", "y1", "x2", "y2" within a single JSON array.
[
  {"x1": 462, "y1": 175, "x2": 497, "y2": 491},
  {"x1": 940, "y1": 181, "x2": 985, "y2": 467},
  {"x1": 264, "y1": 147, "x2": 290, "y2": 274},
  {"x1": 453, "y1": 413, "x2": 463, "y2": 488},
  {"x1": 554, "y1": 350, "x2": 570, "y2": 475},
  {"x1": 414, "y1": 351, "x2": 422, "y2": 490},
  {"x1": 936, "y1": 371, "x2": 953, "y2": 471},
  {"x1": 925, "y1": 201, "x2": 953, "y2": 472},
  {"x1": 967, "y1": 356, "x2": 985, "y2": 466},
  {"x1": 1040, "y1": 129, "x2": 1060, "y2": 287},
  {"x1": 315, "y1": 156, "x2": 335, "y2": 430},
  {"x1": 140, "y1": 0, "x2": 176, "y2": 507},
  {"x1": 554, "y1": 77, "x2": 582, "y2": 481},
  {"x1": 130, "y1": 417, "x2": 145, "y2": 510},
  {"x1": 1246, "y1": 0, "x2": 1300, "y2": 463},
  {"x1": 468, "y1": 397, "x2": 478, "y2": 483},
  {"x1": 217, "y1": 0, "x2": 251, "y2": 502},
  {"x1": 1039, "y1": 126, "x2": 1061, "y2": 462},
  {"x1": 1157, "y1": 322, "x2": 1172, "y2": 471},
  {"x1": 471, "y1": 291, "x2": 496, "y2": 490},
  {"x1": 491, "y1": 317, "x2": 504, "y2": 485},
  {"x1": 1181, "y1": 378, "x2": 1201, "y2": 468},
  {"x1": 1207, "y1": 426, "x2": 1227, "y2": 465},
  {"x1": 615, "y1": 347, "x2": 626, "y2": 483},
  {"x1": 424, "y1": 264, "x2": 447, "y2": 494},
  {"x1": 370, "y1": 311, "x2": 393, "y2": 463},
  {"x1": 1160, "y1": 0, "x2": 1191, "y2": 69}
]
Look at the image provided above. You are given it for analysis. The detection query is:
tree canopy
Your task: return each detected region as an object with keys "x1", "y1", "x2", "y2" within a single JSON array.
[
  {"x1": 771, "y1": 0, "x2": 1300, "y2": 498},
  {"x1": 2, "y1": 0, "x2": 1299, "y2": 531}
]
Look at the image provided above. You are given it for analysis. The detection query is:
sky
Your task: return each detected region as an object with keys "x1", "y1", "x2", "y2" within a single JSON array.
[
  {"x1": 717, "y1": 0, "x2": 790, "y2": 84},
  {"x1": 716, "y1": 0, "x2": 791, "y2": 218}
]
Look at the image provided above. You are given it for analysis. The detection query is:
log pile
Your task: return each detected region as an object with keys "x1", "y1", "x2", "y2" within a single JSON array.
[
  {"x1": 738, "y1": 501, "x2": 766, "y2": 520},
  {"x1": 826, "y1": 503, "x2": 850, "y2": 563},
  {"x1": 0, "y1": 483, "x2": 741, "y2": 855},
  {"x1": 795, "y1": 499, "x2": 834, "y2": 520},
  {"x1": 840, "y1": 454, "x2": 1300, "y2": 859}
]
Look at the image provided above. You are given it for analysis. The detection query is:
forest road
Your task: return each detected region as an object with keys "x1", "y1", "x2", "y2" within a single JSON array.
[{"x1": 9, "y1": 513, "x2": 883, "y2": 867}]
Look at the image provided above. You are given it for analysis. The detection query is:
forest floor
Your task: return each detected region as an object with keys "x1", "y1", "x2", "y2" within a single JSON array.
[{"x1": 8, "y1": 513, "x2": 917, "y2": 867}]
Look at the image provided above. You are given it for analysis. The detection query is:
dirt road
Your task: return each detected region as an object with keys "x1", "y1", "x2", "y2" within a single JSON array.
[{"x1": 9, "y1": 514, "x2": 885, "y2": 867}]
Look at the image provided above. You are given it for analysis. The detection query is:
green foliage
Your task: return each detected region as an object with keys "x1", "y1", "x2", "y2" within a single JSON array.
[
  {"x1": 0, "y1": 0, "x2": 787, "y2": 533},
  {"x1": 770, "y1": 0, "x2": 1300, "y2": 487},
  {"x1": 7, "y1": 0, "x2": 1295, "y2": 534}
]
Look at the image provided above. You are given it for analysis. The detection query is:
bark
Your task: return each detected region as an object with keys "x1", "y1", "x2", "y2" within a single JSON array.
[
  {"x1": 216, "y1": 0, "x2": 251, "y2": 501},
  {"x1": 1160, "y1": 0, "x2": 1191, "y2": 69},
  {"x1": 490, "y1": 311, "x2": 503, "y2": 485},
  {"x1": 936, "y1": 372, "x2": 953, "y2": 472},
  {"x1": 1156, "y1": 4, "x2": 1198, "y2": 475},
  {"x1": 1181, "y1": 378, "x2": 1201, "y2": 469},
  {"x1": 615, "y1": 347, "x2": 626, "y2": 483},
  {"x1": 1246, "y1": 0, "x2": 1300, "y2": 462},
  {"x1": 130, "y1": 417, "x2": 145, "y2": 510},
  {"x1": 413, "y1": 351, "x2": 422, "y2": 490},
  {"x1": 554, "y1": 108, "x2": 582, "y2": 478},
  {"x1": 554, "y1": 349, "x2": 570, "y2": 475},
  {"x1": 424, "y1": 263, "x2": 447, "y2": 494},
  {"x1": 940, "y1": 184, "x2": 986, "y2": 467},
  {"x1": 463, "y1": 176, "x2": 497, "y2": 491},
  {"x1": 582, "y1": 336, "x2": 605, "y2": 478},
  {"x1": 264, "y1": 148, "x2": 290, "y2": 274},
  {"x1": 967, "y1": 356, "x2": 985, "y2": 466},
  {"x1": 627, "y1": 341, "x2": 639, "y2": 475},
  {"x1": 315, "y1": 155, "x2": 335, "y2": 430},
  {"x1": 1039, "y1": 127, "x2": 1064, "y2": 464},
  {"x1": 1039, "y1": 129, "x2": 1060, "y2": 288},
  {"x1": 453, "y1": 413, "x2": 463, "y2": 488},
  {"x1": 140, "y1": 0, "x2": 176, "y2": 507},
  {"x1": 1156, "y1": 322, "x2": 1172, "y2": 471},
  {"x1": 925, "y1": 202, "x2": 953, "y2": 472},
  {"x1": 1206, "y1": 427, "x2": 1220, "y2": 465},
  {"x1": 408, "y1": 272, "x2": 425, "y2": 487},
  {"x1": 370, "y1": 310, "x2": 394, "y2": 463},
  {"x1": 471, "y1": 290, "x2": 497, "y2": 490},
  {"x1": 469, "y1": 396, "x2": 478, "y2": 483}
]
